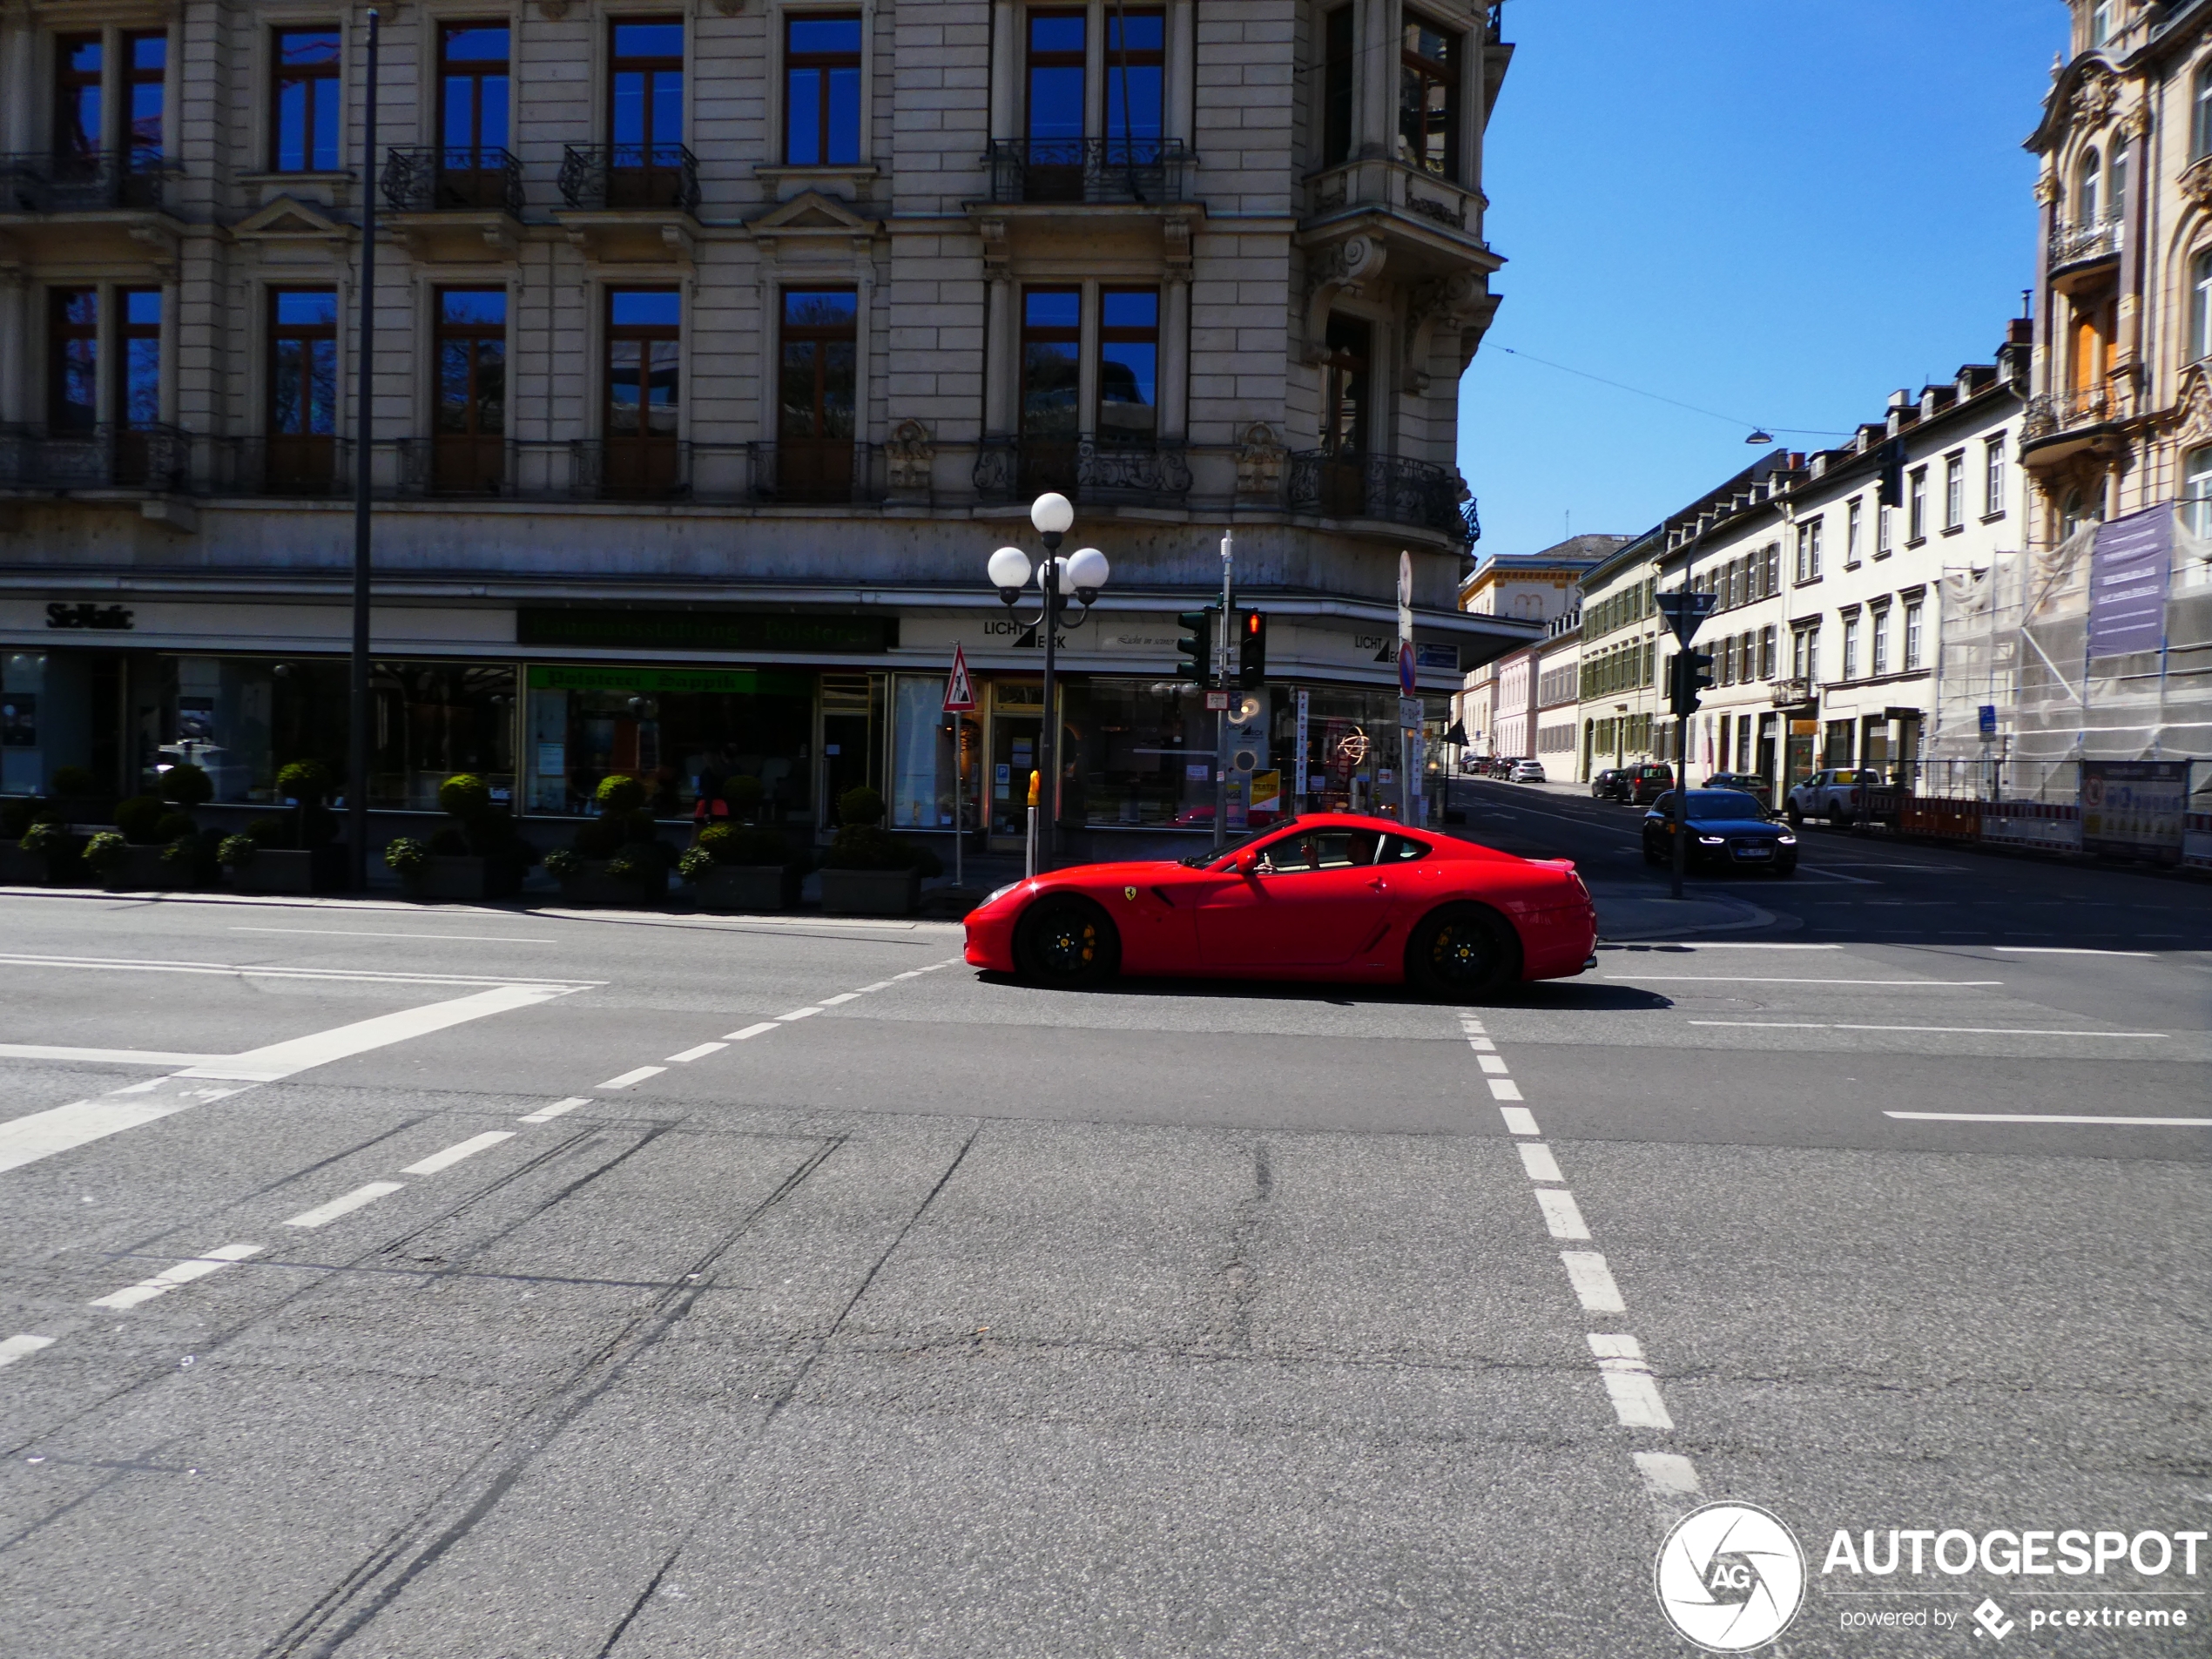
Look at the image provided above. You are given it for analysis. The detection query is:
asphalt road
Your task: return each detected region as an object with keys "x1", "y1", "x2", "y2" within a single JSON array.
[{"x1": 1, "y1": 798, "x2": 2206, "y2": 1658}]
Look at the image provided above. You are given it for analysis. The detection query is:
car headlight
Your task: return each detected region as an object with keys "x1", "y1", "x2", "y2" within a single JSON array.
[
  {"x1": 984, "y1": 881, "x2": 1025, "y2": 906},
  {"x1": 1777, "y1": 833, "x2": 1797, "y2": 845},
  {"x1": 1696, "y1": 835, "x2": 1724, "y2": 846}
]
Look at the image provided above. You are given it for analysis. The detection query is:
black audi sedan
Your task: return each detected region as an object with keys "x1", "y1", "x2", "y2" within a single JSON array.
[{"x1": 1642, "y1": 789, "x2": 1799, "y2": 875}]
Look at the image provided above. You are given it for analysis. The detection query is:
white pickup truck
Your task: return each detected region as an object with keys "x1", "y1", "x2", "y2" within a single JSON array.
[{"x1": 1784, "y1": 768, "x2": 1884, "y2": 826}]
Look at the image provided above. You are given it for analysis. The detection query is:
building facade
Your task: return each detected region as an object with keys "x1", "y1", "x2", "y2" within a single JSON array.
[
  {"x1": 1451, "y1": 530, "x2": 1619, "y2": 763},
  {"x1": 0, "y1": 0, "x2": 1537, "y2": 845}
]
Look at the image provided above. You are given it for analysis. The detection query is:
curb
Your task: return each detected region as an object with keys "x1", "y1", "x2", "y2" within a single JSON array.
[{"x1": 1593, "y1": 894, "x2": 1783, "y2": 943}]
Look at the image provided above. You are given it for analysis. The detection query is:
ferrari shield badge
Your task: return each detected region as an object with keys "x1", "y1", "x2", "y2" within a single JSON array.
[{"x1": 1124, "y1": 886, "x2": 1137, "y2": 900}]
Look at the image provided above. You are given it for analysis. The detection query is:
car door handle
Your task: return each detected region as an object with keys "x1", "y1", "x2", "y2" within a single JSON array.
[{"x1": 1367, "y1": 877, "x2": 1387, "y2": 892}]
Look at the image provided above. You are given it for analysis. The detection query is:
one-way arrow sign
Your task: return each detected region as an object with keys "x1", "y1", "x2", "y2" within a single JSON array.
[{"x1": 1654, "y1": 589, "x2": 1717, "y2": 644}]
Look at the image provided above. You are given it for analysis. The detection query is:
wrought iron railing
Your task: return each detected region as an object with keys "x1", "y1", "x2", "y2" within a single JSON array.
[
  {"x1": 0, "y1": 149, "x2": 176, "y2": 212},
  {"x1": 205, "y1": 435, "x2": 354, "y2": 496},
  {"x1": 381, "y1": 145, "x2": 524, "y2": 215},
  {"x1": 570, "y1": 436, "x2": 691, "y2": 500},
  {"x1": 983, "y1": 138, "x2": 1193, "y2": 205},
  {"x1": 2021, "y1": 386, "x2": 2115, "y2": 440},
  {"x1": 1285, "y1": 449, "x2": 1474, "y2": 546},
  {"x1": 970, "y1": 435, "x2": 1190, "y2": 505},
  {"x1": 0, "y1": 423, "x2": 189, "y2": 490},
  {"x1": 747, "y1": 441, "x2": 887, "y2": 504},
  {"x1": 391, "y1": 435, "x2": 518, "y2": 497},
  {"x1": 557, "y1": 144, "x2": 699, "y2": 212},
  {"x1": 2049, "y1": 215, "x2": 2122, "y2": 268}
]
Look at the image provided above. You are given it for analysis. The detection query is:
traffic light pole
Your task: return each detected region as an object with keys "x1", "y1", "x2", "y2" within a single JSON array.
[
  {"x1": 1670, "y1": 681, "x2": 1689, "y2": 902},
  {"x1": 1213, "y1": 532, "x2": 1233, "y2": 853}
]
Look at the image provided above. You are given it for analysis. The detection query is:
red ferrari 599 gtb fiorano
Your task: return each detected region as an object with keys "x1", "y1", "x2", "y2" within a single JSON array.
[{"x1": 962, "y1": 813, "x2": 1596, "y2": 999}]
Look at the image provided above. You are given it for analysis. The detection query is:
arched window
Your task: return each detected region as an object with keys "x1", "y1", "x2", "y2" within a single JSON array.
[
  {"x1": 2197, "y1": 62, "x2": 2212, "y2": 158},
  {"x1": 2076, "y1": 147, "x2": 2101, "y2": 227},
  {"x1": 2186, "y1": 448, "x2": 2212, "y2": 538},
  {"x1": 2089, "y1": 2, "x2": 2114, "y2": 51},
  {"x1": 2190, "y1": 250, "x2": 2212, "y2": 363},
  {"x1": 2109, "y1": 134, "x2": 2129, "y2": 224},
  {"x1": 2059, "y1": 486, "x2": 2104, "y2": 539}
]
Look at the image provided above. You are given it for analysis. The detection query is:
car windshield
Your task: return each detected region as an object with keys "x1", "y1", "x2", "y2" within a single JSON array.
[
  {"x1": 1685, "y1": 790, "x2": 1767, "y2": 821},
  {"x1": 1177, "y1": 819, "x2": 1302, "y2": 867}
]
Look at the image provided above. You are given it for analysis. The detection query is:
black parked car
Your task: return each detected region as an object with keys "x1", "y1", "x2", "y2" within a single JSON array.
[
  {"x1": 1622, "y1": 763, "x2": 1675, "y2": 805},
  {"x1": 1590, "y1": 767, "x2": 1626, "y2": 800},
  {"x1": 1642, "y1": 789, "x2": 1798, "y2": 875}
]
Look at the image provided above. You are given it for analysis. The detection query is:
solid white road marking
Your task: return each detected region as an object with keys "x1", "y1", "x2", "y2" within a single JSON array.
[
  {"x1": 229, "y1": 927, "x2": 552, "y2": 944},
  {"x1": 0, "y1": 1045, "x2": 222, "y2": 1066},
  {"x1": 0, "y1": 1087, "x2": 245, "y2": 1177},
  {"x1": 1536, "y1": 1189, "x2": 1591, "y2": 1241},
  {"x1": 1487, "y1": 1079, "x2": 1524, "y2": 1101},
  {"x1": 400, "y1": 1131, "x2": 514, "y2": 1175},
  {"x1": 517, "y1": 1097, "x2": 589, "y2": 1124},
  {"x1": 1885, "y1": 1111, "x2": 2212, "y2": 1127},
  {"x1": 1991, "y1": 946, "x2": 2154, "y2": 956},
  {"x1": 1499, "y1": 1106, "x2": 1540, "y2": 1136},
  {"x1": 819, "y1": 993, "x2": 860, "y2": 1006},
  {"x1": 91, "y1": 1243, "x2": 264, "y2": 1308},
  {"x1": 1588, "y1": 1335, "x2": 1673, "y2": 1430},
  {"x1": 1691, "y1": 1021, "x2": 2167, "y2": 1038},
  {"x1": 0, "y1": 1334, "x2": 57, "y2": 1366},
  {"x1": 1477, "y1": 1054, "x2": 1509, "y2": 1075},
  {"x1": 777, "y1": 1008, "x2": 822, "y2": 1022},
  {"x1": 664, "y1": 1042, "x2": 728, "y2": 1062},
  {"x1": 179, "y1": 985, "x2": 569, "y2": 1082},
  {"x1": 0, "y1": 953, "x2": 595, "y2": 988},
  {"x1": 1561, "y1": 1251, "x2": 1627, "y2": 1314},
  {"x1": 1633, "y1": 1452, "x2": 1703, "y2": 1499},
  {"x1": 284, "y1": 1182, "x2": 404, "y2": 1229},
  {"x1": 1639, "y1": 943, "x2": 1842, "y2": 950},
  {"x1": 1516, "y1": 1143, "x2": 1563, "y2": 1184},
  {"x1": 1607, "y1": 975, "x2": 2002, "y2": 987},
  {"x1": 725, "y1": 1022, "x2": 779, "y2": 1041},
  {"x1": 595, "y1": 1066, "x2": 664, "y2": 1090}
]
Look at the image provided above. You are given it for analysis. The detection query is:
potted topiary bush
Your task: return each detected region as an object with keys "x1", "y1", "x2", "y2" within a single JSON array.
[
  {"x1": 817, "y1": 786, "x2": 942, "y2": 915},
  {"x1": 226, "y1": 760, "x2": 347, "y2": 894},
  {"x1": 390, "y1": 772, "x2": 535, "y2": 900},
  {"x1": 550, "y1": 774, "x2": 669, "y2": 906},
  {"x1": 677, "y1": 822, "x2": 802, "y2": 912},
  {"x1": 4, "y1": 814, "x2": 81, "y2": 885},
  {"x1": 45, "y1": 765, "x2": 112, "y2": 826},
  {"x1": 93, "y1": 765, "x2": 211, "y2": 889}
]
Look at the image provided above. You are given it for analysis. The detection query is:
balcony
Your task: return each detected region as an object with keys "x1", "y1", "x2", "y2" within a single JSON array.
[
  {"x1": 1769, "y1": 677, "x2": 1816, "y2": 710},
  {"x1": 206, "y1": 436, "x2": 354, "y2": 497},
  {"x1": 2048, "y1": 214, "x2": 2121, "y2": 275},
  {"x1": 983, "y1": 138, "x2": 1193, "y2": 206},
  {"x1": 0, "y1": 149, "x2": 177, "y2": 214},
  {"x1": 747, "y1": 441, "x2": 887, "y2": 505},
  {"x1": 971, "y1": 435, "x2": 1192, "y2": 507},
  {"x1": 380, "y1": 146, "x2": 523, "y2": 216},
  {"x1": 557, "y1": 144, "x2": 699, "y2": 213},
  {"x1": 1285, "y1": 450, "x2": 1477, "y2": 548},
  {"x1": 569, "y1": 436, "x2": 691, "y2": 502},
  {"x1": 2019, "y1": 385, "x2": 2126, "y2": 469},
  {"x1": 0, "y1": 423, "x2": 188, "y2": 492}
]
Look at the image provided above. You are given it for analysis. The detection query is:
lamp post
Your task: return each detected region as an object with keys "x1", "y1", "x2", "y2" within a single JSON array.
[
  {"x1": 987, "y1": 491, "x2": 1108, "y2": 870},
  {"x1": 347, "y1": 8, "x2": 381, "y2": 890}
]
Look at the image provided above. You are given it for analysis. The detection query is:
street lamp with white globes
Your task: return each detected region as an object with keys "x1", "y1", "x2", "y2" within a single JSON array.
[{"x1": 987, "y1": 490, "x2": 1109, "y2": 869}]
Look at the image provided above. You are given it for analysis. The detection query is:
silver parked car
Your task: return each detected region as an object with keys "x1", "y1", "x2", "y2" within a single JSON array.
[{"x1": 1509, "y1": 759, "x2": 1547, "y2": 783}]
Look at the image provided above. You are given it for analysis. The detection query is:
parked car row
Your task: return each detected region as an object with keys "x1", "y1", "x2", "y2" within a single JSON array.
[
  {"x1": 1589, "y1": 763, "x2": 1676, "y2": 805},
  {"x1": 1464, "y1": 757, "x2": 1548, "y2": 782}
]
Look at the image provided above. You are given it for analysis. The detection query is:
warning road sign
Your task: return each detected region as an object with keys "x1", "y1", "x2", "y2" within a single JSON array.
[{"x1": 942, "y1": 644, "x2": 976, "y2": 711}]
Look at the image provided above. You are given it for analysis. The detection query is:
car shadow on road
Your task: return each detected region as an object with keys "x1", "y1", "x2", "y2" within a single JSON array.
[{"x1": 973, "y1": 971, "x2": 1675, "y2": 1012}]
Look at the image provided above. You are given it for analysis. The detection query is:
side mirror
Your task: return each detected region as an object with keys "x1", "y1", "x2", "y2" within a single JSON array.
[{"x1": 1234, "y1": 852, "x2": 1259, "y2": 876}]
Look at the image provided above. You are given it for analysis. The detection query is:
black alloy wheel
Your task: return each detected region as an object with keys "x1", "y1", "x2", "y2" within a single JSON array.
[
  {"x1": 1406, "y1": 903, "x2": 1521, "y2": 1001},
  {"x1": 1015, "y1": 896, "x2": 1119, "y2": 988}
]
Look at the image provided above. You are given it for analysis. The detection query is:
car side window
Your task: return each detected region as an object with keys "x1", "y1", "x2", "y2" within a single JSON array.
[{"x1": 1381, "y1": 835, "x2": 1429, "y2": 863}]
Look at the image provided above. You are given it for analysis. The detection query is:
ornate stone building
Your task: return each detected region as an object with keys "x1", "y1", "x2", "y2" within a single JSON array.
[{"x1": 0, "y1": 0, "x2": 1535, "y2": 844}]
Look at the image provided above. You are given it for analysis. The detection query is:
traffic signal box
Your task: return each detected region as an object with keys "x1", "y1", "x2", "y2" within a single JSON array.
[
  {"x1": 1669, "y1": 648, "x2": 1716, "y2": 718},
  {"x1": 1177, "y1": 607, "x2": 1220, "y2": 687},
  {"x1": 1238, "y1": 610, "x2": 1267, "y2": 690}
]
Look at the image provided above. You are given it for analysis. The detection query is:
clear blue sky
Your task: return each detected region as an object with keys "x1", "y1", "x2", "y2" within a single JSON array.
[{"x1": 1458, "y1": 0, "x2": 2062, "y2": 557}]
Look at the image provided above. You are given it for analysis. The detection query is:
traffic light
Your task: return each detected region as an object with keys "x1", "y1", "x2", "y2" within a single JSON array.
[
  {"x1": 1238, "y1": 609, "x2": 1268, "y2": 690},
  {"x1": 1876, "y1": 437, "x2": 1907, "y2": 509},
  {"x1": 1669, "y1": 648, "x2": 1715, "y2": 718},
  {"x1": 1176, "y1": 606, "x2": 1219, "y2": 687}
]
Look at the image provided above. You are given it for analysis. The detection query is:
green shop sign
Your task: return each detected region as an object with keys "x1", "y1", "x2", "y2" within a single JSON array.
[
  {"x1": 526, "y1": 664, "x2": 816, "y2": 697},
  {"x1": 517, "y1": 607, "x2": 894, "y2": 653}
]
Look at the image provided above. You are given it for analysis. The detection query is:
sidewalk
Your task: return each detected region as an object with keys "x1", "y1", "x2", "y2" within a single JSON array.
[{"x1": 1582, "y1": 879, "x2": 1776, "y2": 942}]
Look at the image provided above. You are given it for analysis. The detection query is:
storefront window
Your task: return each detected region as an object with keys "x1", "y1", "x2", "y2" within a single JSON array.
[
  {"x1": 3, "y1": 653, "x2": 46, "y2": 795},
  {"x1": 1060, "y1": 678, "x2": 1271, "y2": 830},
  {"x1": 523, "y1": 664, "x2": 813, "y2": 819},
  {"x1": 1291, "y1": 687, "x2": 1413, "y2": 818},
  {"x1": 889, "y1": 674, "x2": 977, "y2": 830}
]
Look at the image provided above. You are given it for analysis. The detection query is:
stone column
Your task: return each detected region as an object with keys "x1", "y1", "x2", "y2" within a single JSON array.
[
  {"x1": 0, "y1": 266, "x2": 25, "y2": 425},
  {"x1": 1361, "y1": 0, "x2": 1398, "y2": 162},
  {"x1": 1161, "y1": 266, "x2": 1190, "y2": 441},
  {"x1": 982, "y1": 270, "x2": 1015, "y2": 435}
]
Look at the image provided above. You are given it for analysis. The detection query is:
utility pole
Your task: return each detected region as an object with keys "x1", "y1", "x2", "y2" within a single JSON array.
[
  {"x1": 347, "y1": 9, "x2": 381, "y2": 890},
  {"x1": 1213, "y1": 531, "x2": 1232, "y2": 852}
]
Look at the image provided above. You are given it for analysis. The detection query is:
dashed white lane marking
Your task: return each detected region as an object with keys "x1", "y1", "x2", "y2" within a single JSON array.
[
  {"x1": 230, "y1": 927, "x2": 553, "y2": 944},
  {"x1": 1640, "y1": 942, "x2": 1841, "y2": 950},
  {"x1": 401, "y1": 1131, "x2": 514, "y2": 1175},
  {"x1": 892, "y1": 971, "x2": 924, "y2": 980},
  {"x1": 1634, "y1": 1452, "x2": 1703, "y2": 1499},
  {"x1": 518, "y1": 1097, "x2": 589, "y2": 1124},
  {"x1": 819, "y1": 993, "x2": 860, "y2": 1006},
  {"x1": 1605, "y1": 975, "x2": 2003, "y2": 987},
  {"x1": 1560, "y1": 1251, "x2": 1627, "y2": 1314},
  {"x1": 664, "y1": 1042, "x2": 728, "y2": 1062},
  {"x1": 777, "y1": 1007, "x2": 823, "y2": 1022},
  {"x1": 0, "y1": 1045, "x2": 222, "y2": 1066},
  {"x1": 1535, "y1": 1189, "x2": 1592, "y2": 1241},
  {"x1": 1515, "y1": 1143, "x2": 1563, "y2": 1183},
  {"x1": 855, "y1": 981, "x2": 894, "y2": 994},
  {"x1": 0, "y1": 953, "x2": 597, "y2": 990},
  {"x1": 0, "y1": 1334, "x2": 57, "y2": 1366},
  {"x1": 1691, "y1": 1021, "x2": 2167, "y2": 1038},
  {"x1": 596, "y1": 1066, "x2": 665, "y2": 1089},
  {"x1": 1499, "y1": 1106, "x2": 1540, "y2": 1136},
  {"x1": 1886, "y1": 1111, "x2": 2212, "y2": 1127},
  {"x1": 1487, "y1": 1079, "x2": 1523, "y2": 1101},
  {"x1": 283, "y1": 1182, "x2": 404, "y2": 1230},
  {"x1": 1589, "y1": 1335, "x2": 1675, "y2": 1429},
  {"x1": 1465, "y1": 1035, "x2": 1496, "y2": 1051},
  {"x1": 1991, "y1": 946, "x2": 2153, "y2": 956},
  {"x1": 725, "y1": 1022, "x2": 779, "y2": 1041},
  {"x1": 1476, "y1": 1054, "x2": 1509, "y2": 1075},
  {"x1": 91, "y1": 1244, "x2": 264, "y2": 1308}
]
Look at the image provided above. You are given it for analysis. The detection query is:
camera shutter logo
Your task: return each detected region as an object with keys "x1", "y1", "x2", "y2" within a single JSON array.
[{"x1": 1654, "y1": 1501, "x2": 1805, "y2": 1652}]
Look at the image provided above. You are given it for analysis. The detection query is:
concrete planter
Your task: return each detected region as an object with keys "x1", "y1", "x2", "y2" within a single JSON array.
[
  {"x1": 94, "y1": 844, "x2": 208, "y2": 890},
  {"x1": 231, "y1": 845, "x2": 351, "y2": 895},
  {"x1": 0, "y1": 840, "x2": 78, "y2": 886},
  {"x1": 819, "y1": 866, "x2": 921, "y2": 916},
  {"x1": 399, "y1": 854, "x2": 523, "y2": 902},
  {"x1": 555, "y1": 858, "x2": 668, "y2": 907},
  {"x1": 684, "y1": 864, "x2": 790, "y2": 912}
]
